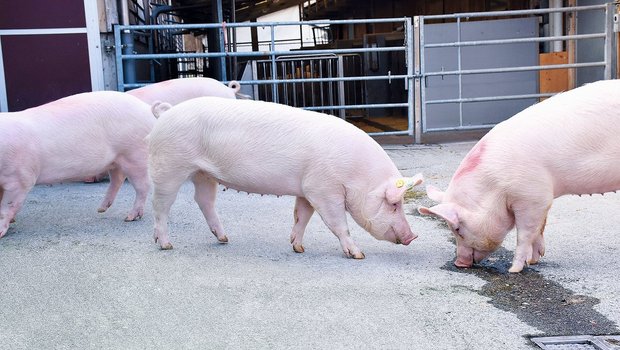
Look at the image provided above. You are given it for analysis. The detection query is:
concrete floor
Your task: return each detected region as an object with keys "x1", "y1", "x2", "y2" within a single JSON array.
[{"x1": 0, "y1": 142, "x2": 618, "y2": 349}]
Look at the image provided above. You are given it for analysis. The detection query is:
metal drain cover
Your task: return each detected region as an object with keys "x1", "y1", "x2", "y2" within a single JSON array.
[{"x1": 532, "y1": 335, "x2": 620, "y2": 350}]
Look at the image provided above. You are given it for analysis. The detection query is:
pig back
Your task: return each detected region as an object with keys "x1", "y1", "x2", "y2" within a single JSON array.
[
  {"x1": 127, "y1": 77, "x2": 236, "y2": 105},
  {"x1": 9, "y1": 91, "x2": 154, "y2": 183},
  {"x1": 148, "y1": 97, "x2": 398, "y2": 195},
  {"x1": 475, "y1": 79, "x2": 620, "y2": 196}
]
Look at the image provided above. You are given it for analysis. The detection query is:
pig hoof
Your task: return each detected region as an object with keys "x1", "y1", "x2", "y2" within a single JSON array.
[
  {"x1": 10, "y1": 218, "x2": 16, "y2": 224},
  {"x1": 159, "y1": 242, "x2": 173, "y2": 250},
  {"x1": 508, "y1": 263, "x2": 525, "y2": 273},
  {"x1": 124, "y1": 214, "x2": 142, "y2": 222},
  {"x1": 97, "y1": 207, "x2": 107, "y2": 213},
  {"x1": 218, "y1": 236, "x2": 229, "y2": 244},
  {"x1": 351, "y1": 252, "x2": 365, "y2": 259},
  {"x1": 293, "y1": 244, "x2": 305, "y2": 253}
]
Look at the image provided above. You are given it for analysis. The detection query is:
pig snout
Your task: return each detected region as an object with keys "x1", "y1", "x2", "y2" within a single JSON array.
[
  {"x1": 454, "y1": 244, "x2": 492, "y2": 268},
  {"x1": 454, "y1": 244, "x2": 474, "y2": 268},
  {"x1": 384, "y1": 226, "x2": 417, "y2": 245},
  {"x1": 399, "y1": 233, "x2": 417, "y2": 245}
]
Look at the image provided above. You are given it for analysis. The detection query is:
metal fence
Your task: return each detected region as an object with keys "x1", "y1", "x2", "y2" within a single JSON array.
[
  {"x1": 114, "y1": 17, "x2": 415, "y2": 137},
  {"x1": 250, "y1": 54, "x2": 365, "y2": 118},
  {"x1": 415, "y1": 3, "x2": 615, "y2": 137},
  {"x1": 114, "y1": 5, "x2": 617, "y2": 143}
]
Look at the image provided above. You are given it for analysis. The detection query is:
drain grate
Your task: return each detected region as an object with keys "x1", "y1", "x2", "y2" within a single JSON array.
[{"x1": 532, "y1": 335, "x2": 620, "y2": 350}]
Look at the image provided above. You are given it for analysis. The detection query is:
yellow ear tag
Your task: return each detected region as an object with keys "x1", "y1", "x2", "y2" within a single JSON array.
[{"x1": 395, "y1": 179, "x2": 405, "y2": 188}]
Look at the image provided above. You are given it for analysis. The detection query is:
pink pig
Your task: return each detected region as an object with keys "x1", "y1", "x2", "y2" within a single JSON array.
[
  {"x1": 0, "y1": 91, "x2": 155, "y2": 238},
  {"x1": 147, "y1": 97, "x2": 423, "y2": 258},
  {"x1": 84, "y1": 77, "x2": 244, "y2": 183},
  {"x1": 419, "y1": 79, "x2": 620, "y2": 273},
  {"x1": 126, "y1": 77, "x2": 243, "y2": 105}
]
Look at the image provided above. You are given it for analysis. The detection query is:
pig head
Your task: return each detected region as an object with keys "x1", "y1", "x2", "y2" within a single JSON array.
[
  {"x1": 347, "y1": 175, "x2": 423, "y2": 246},
  {"x1": 418, "y1": 180, "x2": 515, "y2": 270}
]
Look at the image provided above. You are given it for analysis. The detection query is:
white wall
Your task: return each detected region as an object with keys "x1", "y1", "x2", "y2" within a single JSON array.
[{"x1": 233, "y1": 6, "x2": 318, "y2": 52}]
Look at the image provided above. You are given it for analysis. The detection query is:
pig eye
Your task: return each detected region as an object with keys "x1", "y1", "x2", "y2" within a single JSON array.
[{"x1": 453, "y1": 227, "x2": 464, "y2": 238}]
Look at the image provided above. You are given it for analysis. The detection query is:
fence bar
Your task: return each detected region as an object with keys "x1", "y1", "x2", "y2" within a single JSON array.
[
  {"x1": 122, "y1": 74, "x2": 413, "y2": 89},
  {"x1": 304, "y1": 102, "x2": 409, "y2": 110},
  {"x1": 426, "y1": 125, "x2": 495, "y2": 132},
  {"x1": 419, "y1": 14, "x2": 428, "y2": 133},
  {"x1": 369, "y1": 130, "x2": 410, "y2": 136},
  {"x1": 114, "y1": 25, "x2": 125, "y2": 91},
  {"x1": 121, "y1": 46, "x2": 406, "y2": 60},
  {"x1": 426, "y1": 92, "x2": 557, "y2": 105},
  {"x1": 117, "y1": 17, "x2": 410, "y2": 31},
  {"x1": 421, "y1": 4, "x2": 606, "y2": 20},
  {"x1": 604, "y1": 3, "x2": 614, "y2": 79},
  {"x1": 413, "y1": 16, "x2": 422, "y2": 143},
  {"x1": 270, "y1": 24, "x2": 278, "y2": 103},
  {"x1": 456, "y1": 17, "x2": 463, "y2": 132},
  {"x1": 424, "y1": 33, "x2": 605, "y2": 48},
  {"x1": 404, "y1": 17, "x2": 415, "y2": 141},
  {"x1": 424, "y1": 61, "x2": 606, "y2": 77}
]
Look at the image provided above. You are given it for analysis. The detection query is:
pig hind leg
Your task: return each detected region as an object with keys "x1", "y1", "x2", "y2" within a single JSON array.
[
  {"x1": 191, "y1": 171, "x2": 228, "y2": 243},
  {"x1": 151, "y1": 168, "x2": 192, "y2": 250},
  {"x1": 290, "y1": 197, "x2": 315, "y2": 253},
  {"x1": 509, "y1": 201, "x2": 550, "y2": 273},
  {"x1": 308, "y1": 195, "x2": 364, "y2": 259}
]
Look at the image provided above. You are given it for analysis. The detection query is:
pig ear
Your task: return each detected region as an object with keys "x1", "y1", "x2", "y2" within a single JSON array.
[
  {"x1": 385, "y1": 173, "x2": 424, "y2": 204},
  {"x1": 418, "y1": 203, "x2": 459, "y2": 229},
  {"x1": 151, "y1": 101, "x2": 172, "y2": 118},
  {"x1": 426, "y1": 185, "x2": 445, "y2": 202},
  {"x1": 228, "y1": 80, "x2": 241, "y2": 93}
]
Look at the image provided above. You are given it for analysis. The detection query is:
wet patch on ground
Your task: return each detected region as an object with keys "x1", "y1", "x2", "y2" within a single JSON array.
[
  {"x1": 407, "y1": 195, "x2": 618, "y2": 343},
  {"x1": 442, "y1": 243, "x2": 619, "y2": 339}
]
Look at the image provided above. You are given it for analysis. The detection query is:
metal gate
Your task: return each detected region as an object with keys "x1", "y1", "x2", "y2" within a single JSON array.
[
  {"x1": 414, "y1": 3, "x2": 615, "y2": 139},
  {"x1": 114, "y1": 17, "x2": 415, "y2": 138},
  {"x1": 114, "y1": 4, "x2": 616, "y2": 143}
]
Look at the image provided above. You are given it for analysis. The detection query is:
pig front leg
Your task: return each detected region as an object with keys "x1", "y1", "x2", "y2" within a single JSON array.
[
  {"x1": 290, "y1": 197, "x2": 315, "y2": 253},
  {"x1": 309, "y1": 195, "x2": 364, "y2": 259},
  {"x1": 508, "y1": 201, "x2": 550, "y2": 273},
  {"x1": 192, "y1": 172, "x2": 229, "y2": 243},
  {"x1": 0, "y1": 185, "x2": 31, "y2": 238},
  {"x1": 119, "y1": 156, "x2": 151, "y2": 222},
  {"x1": 97, "y1": 167, "x2": 125, "y2": 214}
]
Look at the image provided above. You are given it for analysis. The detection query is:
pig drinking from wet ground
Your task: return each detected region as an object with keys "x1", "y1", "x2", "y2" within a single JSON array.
[
  {"x1": 0, "y1": 91, "x2": 155, "y2": 238},
  {"x1": 147, "y1": 97, "x2": 423, "y2": 258},
  {"x1": 84, "y1": 77, "x2": 245, "y2": 183},
  {"x1": 419, "y1": 79, "x2": 620, "y2": 273}
]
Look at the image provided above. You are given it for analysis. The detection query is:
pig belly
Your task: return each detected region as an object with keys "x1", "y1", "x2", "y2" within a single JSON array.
[
  {"x1": 553, "y1": 164, "x2": 620, "y2": 197},
  {"x1": 200, "y1": 161, "x2": 306, "y2": 197},
  {"x1": 33, "y1": 138, "x2": 117, "y2": 184},
  {"x1": 529, "y1": 146, "x2": 620, "y2": 198},
  {"x1": 36, "y1": 159, "x2": 112, "y2": 184},
  {"x1": 215, "y1": 177, "x2": 303, "y2": 197}
]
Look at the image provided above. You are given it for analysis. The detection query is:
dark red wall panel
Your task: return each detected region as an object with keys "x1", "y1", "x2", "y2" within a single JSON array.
[
  {"x1": 2, "y1": 34, "x2": 92, "y2": 111},
  {"x1": 0, "y1": 0, "x2": 86, "y2": 30}
]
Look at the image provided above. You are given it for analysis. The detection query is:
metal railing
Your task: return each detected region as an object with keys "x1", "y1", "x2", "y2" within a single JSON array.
[
  {"x1": 415, "y1": 4, "x2": 614, "y2": 134},
  {"x1": 114, "y1": 5, "x2": 617, "y2": 142},
  {"x1": 250, "y1": 54, "x2": 365, "y2": 118},
  {"x1": 114, "y1": 17, "x2": 416, "y2": 137}
]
